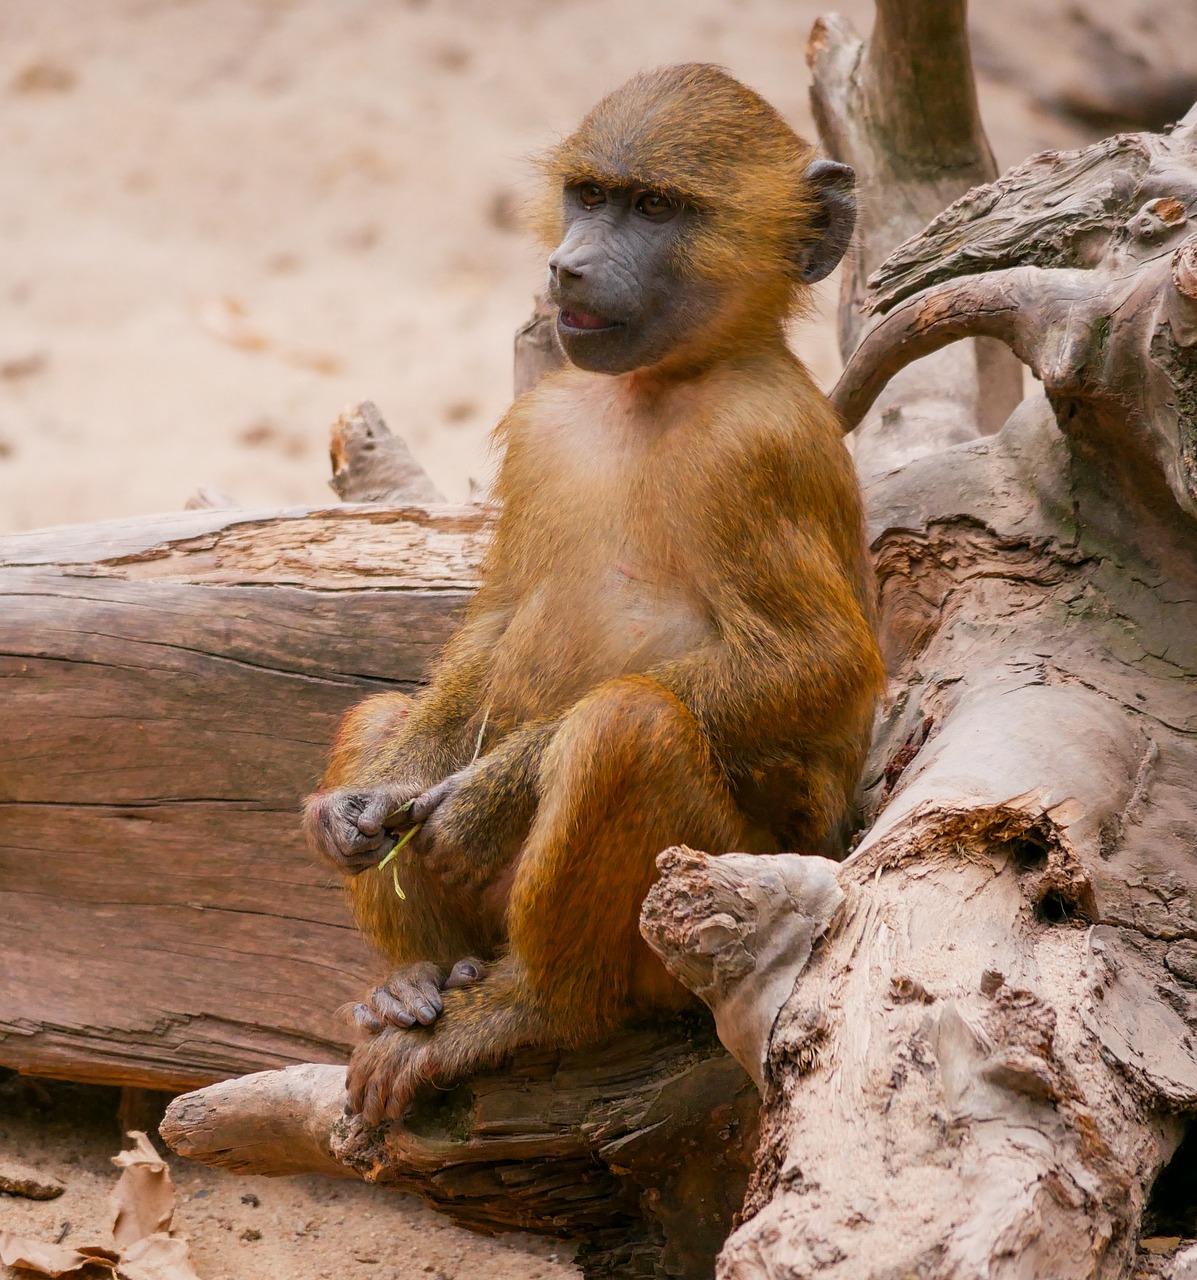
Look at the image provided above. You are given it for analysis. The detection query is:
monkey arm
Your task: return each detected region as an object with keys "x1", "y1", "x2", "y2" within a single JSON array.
[
  {"x1": 308, "y1": 612, "x2": 507, "y2": 876},
  {"x1": 407, "y1": 720, "x2": 556, "y2": 892},
  {"x1": 646, "y1": 519, "x2": 883, "y2": 768},
  {"x1": 356, "y1": 610, "x2": 508, "y2": 791}
]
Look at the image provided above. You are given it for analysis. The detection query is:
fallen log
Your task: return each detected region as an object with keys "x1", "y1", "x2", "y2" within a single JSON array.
[
  {"x1": 0, "y1": 502, "x2": 486, "y2": 1087},
  {"x1": 159, "y1": 1022, "x2": 759, "y2": 1278}
]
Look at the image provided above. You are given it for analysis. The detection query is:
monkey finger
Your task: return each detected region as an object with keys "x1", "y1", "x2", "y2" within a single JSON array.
[
  {"x1": 342, "y1": 843, "x2": 390, "y2": 875},
  {"x1": 350, "y1": 1002, "x2": 385, "y2": 1034},
  {"x1": 356, "y1": 785, "x2": 411, "y2": 836},
  {"x1": 384, "y1": 1080, "x2": 413, "y2": 1122},
  {"x1": 445, "y1": 957, "x2": 487, "y2": 988},
  {"x1": 361, "y1": 1077, "x2": 387, "y2": 1127},
  {"x1": 409, "y1": 774, "x2": 459, "y2": 824}
]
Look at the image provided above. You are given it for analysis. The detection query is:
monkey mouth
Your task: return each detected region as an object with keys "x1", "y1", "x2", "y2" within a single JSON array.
[{"x1": 558, "y1": 309, "x2": 623, "y2": 333}]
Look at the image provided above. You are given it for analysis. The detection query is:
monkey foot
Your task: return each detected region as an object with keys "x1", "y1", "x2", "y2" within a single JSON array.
[
  {"x1": 346, "y1": 969, "x2": 545, "y2": 1124},
  {"x1": 346, "y1": 1023, "x2": 450, "y2": 1123},
  {"x1": 349, "y1": 958, "x2": 486, "y2": 1033}
]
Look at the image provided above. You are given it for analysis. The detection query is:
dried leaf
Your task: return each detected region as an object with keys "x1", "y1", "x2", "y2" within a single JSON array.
[
  {"x1": 108, "y1": 1132, "x2": 175, "y2": 1249},
  {"x1": 118, "y1": 1233, "x2": 203, "y2": 1280},
  {"x1": 1141, "y1": 1236, "x2": 1183, "y2": 1255},
  {"x1": 1, "y1": 1139, "x2": 203, "y2": 1280},
  {"x1": 0, "y1": 1231, "x2": 118, "y2": 1276}
]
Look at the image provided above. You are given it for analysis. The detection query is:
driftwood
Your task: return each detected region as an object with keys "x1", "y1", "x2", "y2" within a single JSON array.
[
  {"x1": 808, "y1": 0, "x2": 1024, "y2": 475},
  {"x1": 7, "y1": 3, "x2": 1197, "y2": 1277},
  {"x1": 161, "y1": 1024, "x2": 759, "y2": 1277}
]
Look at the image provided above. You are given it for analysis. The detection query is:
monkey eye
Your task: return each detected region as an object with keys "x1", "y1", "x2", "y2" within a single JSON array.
[
  {"x1": 634, "y1": 191, "x2": 677, "y2": 221},
  {"x1": 575, "y1": 183, "x2": 607, "y2": 209}
]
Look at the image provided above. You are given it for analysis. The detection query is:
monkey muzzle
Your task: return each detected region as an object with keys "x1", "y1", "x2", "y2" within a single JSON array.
[{"x1": 558, "y1": 309, "x2": 622, "y2": 332}]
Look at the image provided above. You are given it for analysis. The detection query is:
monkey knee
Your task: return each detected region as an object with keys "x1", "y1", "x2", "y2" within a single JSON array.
[
  {"x1": 327, "y1": 693, "x2": 415, "y2": 778},
  {"x1": 338, "y1": 692, "x2": 414, "y2": 742},
  {"x1": 566, "y1": 676, "x2": 696, "y2": 755}
]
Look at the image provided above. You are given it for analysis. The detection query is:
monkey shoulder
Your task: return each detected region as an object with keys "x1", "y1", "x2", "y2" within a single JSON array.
[{"x1": 689, "y1": 358, "x2": 858, "y2": 514}]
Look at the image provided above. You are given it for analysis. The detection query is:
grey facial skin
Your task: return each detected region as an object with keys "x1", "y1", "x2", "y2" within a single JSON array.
[
  {"x1": 546, "y1": 184, "x2": 720, "y2": 375},
  {"x1": 545, "y1": 160, "x2": 856, "y2": 376}
]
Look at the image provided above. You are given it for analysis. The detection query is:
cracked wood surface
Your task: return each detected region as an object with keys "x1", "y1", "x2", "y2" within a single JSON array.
[
  {"x1": 0, "y1": 504, "x2": 490, "y2": 1088},
  {"x1": 807, "y1": 0, "x2": 1024, "y2": 473},
  {"x1": 693, "y1": 96, "x2": 1197, "y2": 1280}
]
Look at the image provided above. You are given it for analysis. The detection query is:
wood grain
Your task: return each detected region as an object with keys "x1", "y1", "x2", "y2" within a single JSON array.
[{"x1": 0, "y1": 504, "x2": 489, "y2": 1088}]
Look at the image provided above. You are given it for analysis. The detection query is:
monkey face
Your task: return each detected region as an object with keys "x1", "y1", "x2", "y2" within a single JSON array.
[{"x1": 546, "y1": 182, "x2": 722, "y2": 375}]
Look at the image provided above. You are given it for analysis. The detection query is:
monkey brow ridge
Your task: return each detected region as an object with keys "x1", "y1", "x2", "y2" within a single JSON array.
[{"x1": 566, "y1": 164, "x2": 704, "y2": 211}]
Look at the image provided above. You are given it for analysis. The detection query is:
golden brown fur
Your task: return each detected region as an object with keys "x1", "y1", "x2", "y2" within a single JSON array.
[{"x1": 308, "y1": 64, "x2": 884, "y2": 1123}]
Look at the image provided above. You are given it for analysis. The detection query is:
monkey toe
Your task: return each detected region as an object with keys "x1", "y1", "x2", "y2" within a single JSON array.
[
  {"x1": 370, "y1": 984, "x2": 441, "y2": 1028},
  {"x1": 347, "y1": 1029, "x2": 431, "y2": 1125},
  {"x1": 350, "y1": 1001, "x2": 385, "y2": 1034},
  {"x1": 445, "y1": 957, "x2": 487, "y2": 988},
  {"x1": 365, "y1": 961, "x2": 452, "y2": 1028}
]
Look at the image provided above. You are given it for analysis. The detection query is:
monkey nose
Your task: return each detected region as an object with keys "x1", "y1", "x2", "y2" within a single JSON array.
[{"x1": 547, "y1": 250, "x2": 586, "y2": 283}]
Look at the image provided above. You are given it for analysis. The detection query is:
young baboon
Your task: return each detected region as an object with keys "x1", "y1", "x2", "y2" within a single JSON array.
[{"x1": 305, "y1": 63, "x2": 883, "y2": 1124}]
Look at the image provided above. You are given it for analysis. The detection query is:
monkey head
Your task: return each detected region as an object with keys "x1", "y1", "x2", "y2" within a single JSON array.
[{"x1": 537, "y1": 64, "x2": 856, "y2": 376}]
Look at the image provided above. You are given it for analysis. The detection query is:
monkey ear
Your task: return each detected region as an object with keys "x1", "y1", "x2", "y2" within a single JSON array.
[{"x1": 797, "y1": 159, "x2": 856, "y2": 284}]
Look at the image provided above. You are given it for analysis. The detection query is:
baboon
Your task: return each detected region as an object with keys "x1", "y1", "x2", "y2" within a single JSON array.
[{"x1": 305, "y1": 63, "x2": 883, "y2": 1123}]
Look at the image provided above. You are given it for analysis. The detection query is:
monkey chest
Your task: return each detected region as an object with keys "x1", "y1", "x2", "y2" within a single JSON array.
[
  {"x1": 601, "y1": 559, "x2": 706, "y2": 660},
  {"x1": 486, "y1": 556, "x2": 708, "y2": 718}
]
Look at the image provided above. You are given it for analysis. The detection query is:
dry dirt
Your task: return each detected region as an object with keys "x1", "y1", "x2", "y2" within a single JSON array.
[
  {"x1": 1, "y1": 1, "x2": 1194, "y2": 1278},
  {"x1": 0, "y1": 0, "x2": 1164, "y2": 531},
  {"x1": 0, "y1": 1076, "x2": 577, "y2": 1279}
]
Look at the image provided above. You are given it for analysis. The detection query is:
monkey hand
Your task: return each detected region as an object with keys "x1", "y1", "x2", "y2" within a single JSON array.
[
  {"x1": 303, "y1": 782, "x2": 422, "y2": 875},
  {"x1": 404, "y1": 763, "x2": 518, "y2": 892}
]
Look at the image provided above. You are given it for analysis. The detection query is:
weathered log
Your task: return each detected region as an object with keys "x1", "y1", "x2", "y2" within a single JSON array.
[
  {"x1": 808, "y1": 0, "x2": 1024, "y2": 474},
  {"x1": 0, "y1": 503, "x2": 487, "y2": 1087},
  {"x1": 162, "y1": 1022, "x2": 758, "y2": 1278}
]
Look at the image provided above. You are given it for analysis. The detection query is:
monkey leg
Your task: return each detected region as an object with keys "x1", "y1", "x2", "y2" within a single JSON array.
[
  {"x1": 347, "y1": 676, "x2": 749, "y2": 1122},
  {"x1": 322, "y1": 692, "x2": 494, "y2": 1004},
  {"x1": 322, "y1": 690, "x2": 417, "y2": 788}
]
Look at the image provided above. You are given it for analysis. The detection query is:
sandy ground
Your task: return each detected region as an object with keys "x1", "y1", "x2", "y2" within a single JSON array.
[
  {"x1": 1, "y1": 2, "x2": 1195, "y2": 1278},
  {"x1": 0, "y1": 1076, "x2": 578, "y2": 1279},
  {"x1": 0, "y1": 0, "x2": 1143, "y2": 532}
]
